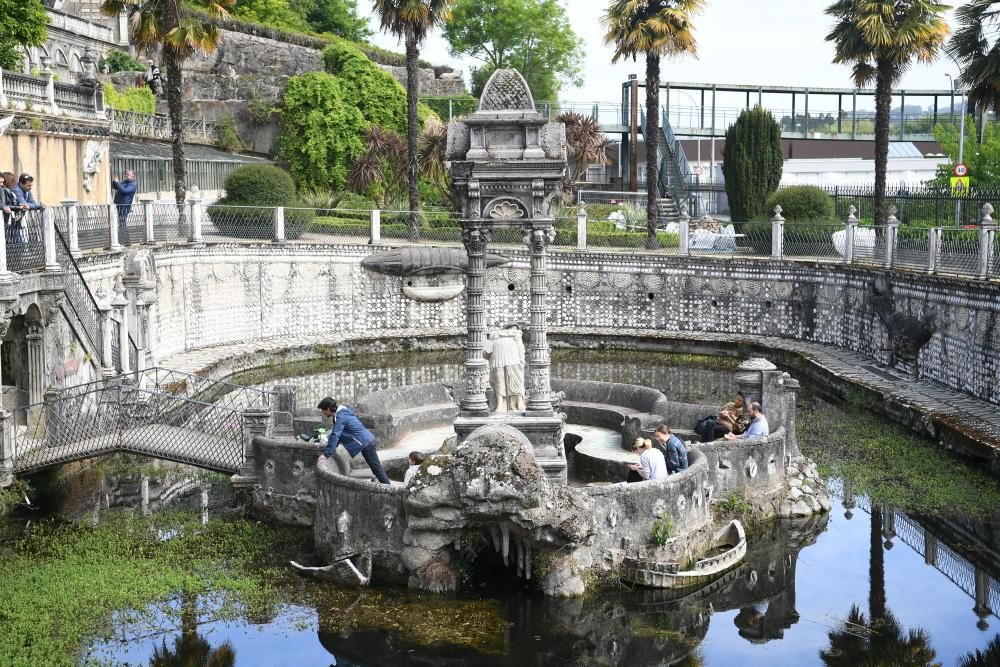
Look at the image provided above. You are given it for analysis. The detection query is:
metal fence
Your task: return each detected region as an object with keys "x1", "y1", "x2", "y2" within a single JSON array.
[
  {"x1": 823, "y1": 184, "x2": 1000, "y2": 228},
  {"x1": 53, "y1": 218, "x2": 104, "y2": 364},
  {"x1": 6, "y1": 209, "x2": 45, "y2": 273},
  {"x1": 107, "y1": 109, "x2": 219, "y2": 145}
]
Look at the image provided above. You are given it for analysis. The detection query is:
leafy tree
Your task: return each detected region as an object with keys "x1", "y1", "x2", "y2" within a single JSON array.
[
  {"x1": 278, "y1": 71, "x2": 366, "y2": 192},
  {"x1": 825, "y1": 0, "x2": 949, "y2": 226},
  {"x1": 99, "y1": 49, "x2": 146, "y2": 73},
  {"x1": 102, "y1": 0, "x2": 235, "y2": 209},
  {"x1": 444, "y1": 0, "x2": 582, "y2": 102},
  {"x1": 372, "y1": 0, "x2": 454, "y2": 239},
  {"x1": 418, "y1": 118, "x2": 450, "y2": 201},
  {"x1": 323, "y1": 40, "x2": 408, "y2": 133},
  {"x1": 556, "y1": 111, "x2": 613, "y2": 198},
  {"x1": 721, "y1": 106, "x2": 783, "y2": 223},
  {"x1": 948, "y1": 1, "x2": 1000, "y2": 118},
  {"x1": 189, "y1": 0, "x2": 309, "y2": 31},
  {"x1": 291, "y1": 0, "x2": 372, "y2": 40},
  {"x1": 928, "y1": 116, "x2": 1000, "y2": 189},
  {"x1": 350, "y1": 125, "x2": 408, "y2": 207},
  {"x1": 604, "y1": 0, "x2": 704, "y2": 250},
  {"x1": 0, "y1": 0, "x2": 47, "y2": 71},
  {"x1": 959, "y1": 634, "x2": 1000, "y2": 667}
]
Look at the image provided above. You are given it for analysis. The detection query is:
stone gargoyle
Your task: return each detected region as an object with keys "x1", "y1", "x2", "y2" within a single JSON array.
[
  {"x1": 870, "y1": 276, "x2": 937, "y2": 366},
  {"x1": 401, "y1": 425, "x2": 596, "y2": 596}
]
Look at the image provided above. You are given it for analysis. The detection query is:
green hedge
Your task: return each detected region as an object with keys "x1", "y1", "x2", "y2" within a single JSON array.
[
  {"x1": 765, "y1": 186, "x2": 834, "y2": 222},
  {"x1": 421, "y1": 95, "x2": 479, "y2": 120},
  {"x1": 102, "y1": 82, "x2": 156, "y2": 114}
]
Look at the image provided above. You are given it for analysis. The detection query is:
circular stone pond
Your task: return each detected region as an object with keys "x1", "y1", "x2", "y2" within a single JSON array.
[{"x1": 3, "y1": 350, "x2": 1000, "y2": 666}]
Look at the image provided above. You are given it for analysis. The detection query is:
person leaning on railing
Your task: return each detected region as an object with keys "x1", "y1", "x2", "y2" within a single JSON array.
[
  {"x1": 1, "y1": 171, "x2": 28, "y2": 245},
  {"x1": 12, "y1": 173, "x2": 44, "y2": 212}
]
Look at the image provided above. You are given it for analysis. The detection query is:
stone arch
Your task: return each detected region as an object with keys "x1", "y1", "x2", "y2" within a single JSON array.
[
  {"x1": 70, "y1": 51, "x2": 83, "y2": 75},
  {"x1": 55, "y1": 49, "x2": 69, "y2": 69}
]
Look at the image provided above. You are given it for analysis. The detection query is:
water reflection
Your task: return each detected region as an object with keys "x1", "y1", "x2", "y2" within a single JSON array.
[{"x1": 150, "y1": 594, "x2": 236, "y2": 667}]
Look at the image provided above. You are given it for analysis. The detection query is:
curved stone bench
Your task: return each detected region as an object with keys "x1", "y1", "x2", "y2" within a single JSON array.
[{"x1": 354, "y1": 382, "x2": 460, "y2": 448}]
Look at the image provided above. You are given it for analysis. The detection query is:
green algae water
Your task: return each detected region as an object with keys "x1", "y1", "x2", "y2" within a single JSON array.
[{"x1": 2, "y1": 351, "x2": 999, "y2": 666}]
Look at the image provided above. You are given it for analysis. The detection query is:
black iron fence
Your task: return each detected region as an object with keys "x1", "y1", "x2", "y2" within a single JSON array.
[{"x1": 804, "y1": 184, "x2": 999, "y2": 228}]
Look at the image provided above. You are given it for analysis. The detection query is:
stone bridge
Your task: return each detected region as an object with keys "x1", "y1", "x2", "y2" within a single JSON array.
[{"x1": 0, "y1": 368, "x2": 276, "y2": 484}]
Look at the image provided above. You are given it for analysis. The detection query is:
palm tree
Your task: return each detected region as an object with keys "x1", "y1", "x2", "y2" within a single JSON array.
[
  {"x1": 960, "y1": 633, "x2": 1000, "y2": 667},
  {"x1": 101, "y1": 0, "x2": 234, "y2": 211},
  {"x1": 372, "y1": 0, "x2": 454, "y2": 239},
  {"x1": 825, "y1": 0, "x2": 949, "y2": 227},
  {"x1": 820, "y1": 506, "x2": 937, "y2": 667},
  {"x1": 555, "y1": 111, "x2": 613, "y2": 199},
  {"x1": 948, "y1": 1, "x2": 1000, "y2": 121},
  {"x1": 604, "y1": 0, "x2": 703, "y2": 250}
]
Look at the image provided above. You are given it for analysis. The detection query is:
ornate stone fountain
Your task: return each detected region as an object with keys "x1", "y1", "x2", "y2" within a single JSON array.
[{"x1": 446, "y1": 68, "x2": 569, "y2": 483}]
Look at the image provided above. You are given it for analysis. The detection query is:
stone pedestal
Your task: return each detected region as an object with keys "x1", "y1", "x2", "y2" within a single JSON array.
[{"x1": 454, "y1": 412, "x2": 567, "y2": 484}]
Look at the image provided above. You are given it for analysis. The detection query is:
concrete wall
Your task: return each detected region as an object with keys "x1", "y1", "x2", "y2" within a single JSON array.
[
  {"x1": 0, "y1": 124, "x2": 110, "y2": 204},
  {"x1": 72, "y1": 244, "x2": 999, "y2": 407}
]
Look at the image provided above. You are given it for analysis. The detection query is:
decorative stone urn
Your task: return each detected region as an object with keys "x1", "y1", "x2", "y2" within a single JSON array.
[{"x1": 446, "y1": 69, "x2": 569, "y2": 483}]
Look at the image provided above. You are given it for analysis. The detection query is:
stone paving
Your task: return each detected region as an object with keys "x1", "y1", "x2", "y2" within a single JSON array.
[{"x1": 160, "y1": 327, "x2": 1000, "y2": 461}]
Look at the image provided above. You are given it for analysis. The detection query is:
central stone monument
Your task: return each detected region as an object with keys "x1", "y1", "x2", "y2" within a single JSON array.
[{"x1": 446, "y1": 69, "x2": 569, "y2": 483}]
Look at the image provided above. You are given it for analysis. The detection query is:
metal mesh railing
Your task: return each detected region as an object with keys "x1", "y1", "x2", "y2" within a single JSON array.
[
  {"x1": 583, "y1": 218, "x2": 680, "y2": 253},
  {"x1": 783, "y1": 224, "x2": 845, "y2": 261},
  {"x1": 147, "y1": 201, "x2": 189, "y2": 243},
  {"x1": 6, "y1": 209, "x2": 46, "y2": 272},
  {"x1": 11, "y1": 381, "x2": 252, "y2": 475},
  {"x1": 119, "y1": 204, "x2": 146, "y2": 245},
  {"x1": 852, "y1": 225, "x2": 885, "y2": 266},
  {"x1": 893, "y1": 230, "x2": 931, "y2": 272},
  {"x1": 145, "y1": 367, "x2": 273, "y2": 412},
  {"x1": 202, "y1": 204, "x2": 273, "y2": 242},
  {"x1": 937, "y1": 228, "x2": 980, "y2": 276},
  {"x1": 54, "y1": 224, "x2": 105, "y2": 364},
  {"x1": 74, "y1": 204, "x2": 111, "y2": 251},
  {"x1": 299, "y1": 208, "x2": 373, "y2": 243}
]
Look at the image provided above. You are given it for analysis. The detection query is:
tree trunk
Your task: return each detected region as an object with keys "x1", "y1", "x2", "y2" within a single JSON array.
[
  {"x1": 405, "y1": 27, "x2": 421, "y2": 241},
  {"x1": 645, "y1": 53, "x2": 660, "y2": 250},
  {"x1": 873, "y1": 63, "x2": 893, "y2": 229},
  {"x1": 163, "y1": 0, "x2": 186, "y2": 221}
]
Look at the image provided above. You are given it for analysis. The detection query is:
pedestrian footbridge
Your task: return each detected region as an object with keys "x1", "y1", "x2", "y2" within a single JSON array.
[{"x1": 1, "y1": 368, "x2": 274, "y2": 481}]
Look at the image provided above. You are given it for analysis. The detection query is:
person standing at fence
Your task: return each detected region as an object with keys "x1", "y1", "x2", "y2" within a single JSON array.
[
  {"x1": 11, "y1": 173, "x2": 42, "y2": 245},
  {"x1": 112, "y1": 170, "x2": 138, "y2": 244},
  {"x1": 0, "y1": 173, "x2": 25, "y2": 245}
]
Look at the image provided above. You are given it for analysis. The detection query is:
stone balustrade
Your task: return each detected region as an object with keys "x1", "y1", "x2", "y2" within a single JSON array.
[{"x1": 0, "y1": 68, "x2": 104, "y2": 119}]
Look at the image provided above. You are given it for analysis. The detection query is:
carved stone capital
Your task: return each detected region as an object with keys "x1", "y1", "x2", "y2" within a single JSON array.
[
  {"x1": 522, "y1": 225, "x2": 555, "y2": 252},
  {"x1": 461, "y1": 226, "x2": 492, "y2": 254}
]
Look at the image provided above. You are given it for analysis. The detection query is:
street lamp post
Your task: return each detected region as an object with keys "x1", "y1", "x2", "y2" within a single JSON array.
[{"x1": 947, "y1": 72, "x2": 966, "y2": 228}]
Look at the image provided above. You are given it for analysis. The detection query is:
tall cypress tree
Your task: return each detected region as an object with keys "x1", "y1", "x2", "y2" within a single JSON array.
[{"x1": 722, "y1": 106, "x2": 783, "y2": 222}]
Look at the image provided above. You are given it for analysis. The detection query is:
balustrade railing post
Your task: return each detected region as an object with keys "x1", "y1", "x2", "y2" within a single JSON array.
[
  {"x1": 96, "y1": 286, "x2": 115, "y2": 378},
  {"x1": 678, "y1": 208, "x2": 690, "y2": 257},
  {"x1": 43, "y1": 388, "x2": 61, "y2": 448},
  {"x1": 927, "y1": 227, "x2": 941, "y2": 275},
  {"x1": 234, "y1": 407, "x2": 271, "y2": 484},
  {"x1": 272, "y1": 206, "x2": 286, "y2": 243},
  {"x1": 142, "y1": 196, "x2": 155, "y2": 244},
  {"x1": 188, "y1": 192, "x2": 203, "y2": 243},
  {"x1": 369, "y1": 208, "x2": 381, "y2": 245},
  {"x1": 844, "y1": 205, "x2": 857, "y2": 264},
  {"x1": 45, "y1": 68, "x2": 59, "y2": 116},
  {"x1": 61, "y1": 199, "x2": 80, "y2": 257},
  {"x1": 770, "y1": 205, "x2": 785, "y2": 260},
  {"x1": 107, "y1": 203, "x2": 122, "y2": 252},
  {"x1": 977, "y1": 203, "x2": 996, "y2": 280},
  {"x1": 576, "y1": 203, "x2": 587, "y2": 251},
  {"x1": 0, "y1": 68, "x2": 7, "y2": 109},
  {"x1": 43, "y1": 208, "x2": 60, "y2": 272},
  {"x1": 114, "y1": 300, "x2": 131, "y2": 375},
  {"x1": 884, "y1": 206, "x2": 899, "y2": 269}
]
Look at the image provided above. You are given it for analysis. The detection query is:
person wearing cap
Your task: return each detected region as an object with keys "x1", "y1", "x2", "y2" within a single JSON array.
[{"x1": 12, "y1": 174, "x2": 44, "y2": 211}]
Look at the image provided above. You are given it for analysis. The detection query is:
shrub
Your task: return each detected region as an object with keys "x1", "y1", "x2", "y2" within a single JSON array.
[
  {"x1": 208, "y1": 164, "x2": 313, "y2": 239},
  {"x1": 99, "y1": 49, "x2": 145, "y2": 73},
  {"x1": 322, "y1": 40, "x2": 409, "y2": 134},
  {"x1": 215, "y1": 114, "x2": 245, "y2": 153},
  {"x1": 651, "y1": 517, "x2": 673, "y2": 546},
  {"x1": 421, "y1": 94, "x2": 478, "y2": 121},
  {"x1": 278, "y1": 72, "x2": 366, "y2": 192},
  {"x1": 765, "y1": 186, "x2": 834, "y2": 222},
  {"x1": 722, "y1": 106, "x2": 783, "y2": 222},
  {"x1": 102, "y1": 82, "x2": 156, "y2": 114}
]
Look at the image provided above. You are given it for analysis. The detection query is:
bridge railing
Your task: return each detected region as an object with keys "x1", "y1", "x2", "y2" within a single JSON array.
[{"x1": 9, "y1": 371, "x2": 270, "y2": 475}]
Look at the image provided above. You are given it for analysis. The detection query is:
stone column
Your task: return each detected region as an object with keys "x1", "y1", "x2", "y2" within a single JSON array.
[
  {"x1": 272, "y1": 206, "x2": 286, "y2": 243},
  {"x1": 782, "y1": 373, "x2": 801, "y2": 461},
  {"x1": 974, "y1": 566, "x2": 992, "y2": 623},
  {"x1": 189, "y1": 192, "x2": 203, "y2": 243},
  {"x1": 576, "y1": 204, "x2": 587, "y2": 251},
  {"x1": 978, "y1": 203, "x2": 996, "y2": 280},
  {"x1": 523, "y1": 226, "x2": 555, "y2": 414},
  {"x1": 235, "y1": 407, "x2": 271, "y2": 483},
  {"x1": 142, "y1": 196, "x2": 155, "y2": 244},
  {"x1": 460, "y1": 225, "x2": 491, "y2": 415},
  {"x1": 370, "y1": 209, "x2": 382, "y2": 245},
  {"x1": 734, "y1": 357, "x2": 775, "y2": 407},
  {"x1": 844, "y1": 205, "x2": 857, "y2": 264},
  {"x1": 883, "y1": 206, "x2": 899, "y2": 269},
  {"x1": 62, "y1": 199, "x2": 80, "y2": 257},
  {"x1": 112, "y1": 283, "x2": 130, "y2": 374},
  {"x1": 678, "y1": 209, "x2": 690, "y2": 257},
  {"x1": 26, "y1": 321, "x2": 45, "y2": 405},
  {"x1": 108, "y1": 204, "x2": 122, "y2": 252},
  {"x1": 43, "y1": 208, "x2": 60, "y2": 272},
  {"x1": 97, "y1": 288, "x2": 115, "y2": 378},
  {"x1": 924, "y1": 530, "x2": 938, "y2": 565},
  {"x1": 0, "y1": 408, "x2": 12, "y2": 487},
  {"x1": 138, "y1": 297, "x2": 153, "y2": 370},
  {"x1": 927, "y1": 227, "x2": 941, "y2": 274},
  {"x1": 770, "y1": 205, "x2": 785, "y2": 260}
]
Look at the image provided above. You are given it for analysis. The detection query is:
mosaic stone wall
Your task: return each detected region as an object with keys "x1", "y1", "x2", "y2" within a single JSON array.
[{"x1": 77, "y1": 243, "x2": 1000, "y2": 406}]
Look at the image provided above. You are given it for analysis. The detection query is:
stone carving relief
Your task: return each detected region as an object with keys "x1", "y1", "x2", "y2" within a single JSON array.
[
  {"x1": 869, "y1": 277, "x2": 937, "y2": 367},
  {"x1": 485, "y1": 198, "x2": 527, "y2": 221},
  {"x1": 81, "y1": 140, "x2": 105, "y2": 193}
]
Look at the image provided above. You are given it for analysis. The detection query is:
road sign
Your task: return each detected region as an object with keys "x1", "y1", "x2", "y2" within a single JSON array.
[
  {"x1": 692, "y1": 165, "x2": 704, "y2": 176},
  {"x1": 953, "y1": 162, "x2": 969, "y2": 177},
  {"x1": 951, "y1": 176, "x2": 970, "y2": 194}
]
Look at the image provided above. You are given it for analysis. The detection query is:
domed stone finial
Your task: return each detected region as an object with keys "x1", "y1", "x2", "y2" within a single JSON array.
[{"x1": 479, "y1": 69, "x2": 536, "y2": 112}]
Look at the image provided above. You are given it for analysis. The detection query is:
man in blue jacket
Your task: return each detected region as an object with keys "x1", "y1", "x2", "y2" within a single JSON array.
[
  {"x1": 112, "y1": 170, "x2": 138, "y2": 244},
  {"x1": 318, "y1": 397, "x2": 391, "y2": 484},
  {"x1": 654, "y1": 424, "x2": 688, "y2": 474}
]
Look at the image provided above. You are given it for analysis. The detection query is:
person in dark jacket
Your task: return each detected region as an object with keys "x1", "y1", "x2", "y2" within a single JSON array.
[
  {"x1": 654, "y1": 424, "x2": 688, "y2": 474},
  {"x1": 2, "y1": 172, "x2": 27, "y2": 245},
  {"x1": 318, "y1": 397, "x2": 390, "y2": 484},
  {"x1": 112, "y1": 170, "x2": 138, "y2": 244}
]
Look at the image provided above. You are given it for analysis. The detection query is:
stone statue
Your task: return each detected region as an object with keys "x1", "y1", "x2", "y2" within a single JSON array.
[
  {"x1": 81, "y1": 140, "x2": 105, "y2": 193},
  {"x1": 484, "y1": 326, "x2": 525, "y2": 412}
]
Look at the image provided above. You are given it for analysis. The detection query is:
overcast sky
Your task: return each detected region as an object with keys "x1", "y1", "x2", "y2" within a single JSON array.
[{"x1": 360, "y1": 0, "x2": 968, "y2": 108}]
